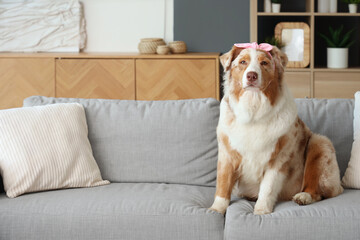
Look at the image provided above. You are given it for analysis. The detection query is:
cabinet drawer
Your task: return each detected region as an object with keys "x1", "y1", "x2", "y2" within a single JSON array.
[
  {"x1": 0, "y1": 58, "x2": 55, "y2": 109},
  {"x1": 284, "y1": 71, "x2": 311, "y2": 98},
  {"x1": 314, "y1": 72, "x2": 360, "y2": 98},
  {"x1": 56, "y1": 59, "x2": 135, "y2": 99},
  {"x1": 136, "y1": 59, "x2": 217, "y2": 100}
]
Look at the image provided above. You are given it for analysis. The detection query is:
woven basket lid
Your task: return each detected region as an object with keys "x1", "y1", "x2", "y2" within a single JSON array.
[{"x1": 140, "y1": 38, "x2": 164, "y2": 42}]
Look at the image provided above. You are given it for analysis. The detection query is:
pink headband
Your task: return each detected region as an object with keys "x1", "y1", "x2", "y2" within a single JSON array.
[
  {"x1": 234, "y1": 42, "x2": 273, "y2": 59},
  {"x1": 234, "y1": 42, "x2": 275, "y2": 71}
]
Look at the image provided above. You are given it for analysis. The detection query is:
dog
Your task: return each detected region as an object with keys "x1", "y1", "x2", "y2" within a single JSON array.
[{"x1": 210, "y1": 42, "x2": 343, "y2": 215}]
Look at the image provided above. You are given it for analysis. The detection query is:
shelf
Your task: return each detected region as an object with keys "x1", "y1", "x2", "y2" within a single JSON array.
[
  {"x1": 285, "y1": 68, "x2": 360, "y2": 72},
  {"x1": 258, "y1": 12, "x2": 311, "y2": 16},
  {"x1": 258, "y1": 12, "x2": 360, "y2": 17},
  {"x1": 285, "y1": 68, "x2": 311, "y2": 72},
  {"x1": 314, "y1": 13, "x2": 360, "y2": 16},
  {"x1": 314, "y1": 67, "x2": 360, "y2": 72}
]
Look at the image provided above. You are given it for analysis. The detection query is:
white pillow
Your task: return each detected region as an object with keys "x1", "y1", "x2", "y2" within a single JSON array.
[
  {"x1": 0, "y1": 103, "x2": 109, "y2": 198},
  {"x1": 342, "y1": 91, "x2": 360, "y2": 188}
]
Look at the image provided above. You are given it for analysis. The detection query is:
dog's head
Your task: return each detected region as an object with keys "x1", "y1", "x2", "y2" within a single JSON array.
[{"x1": 221, "y1": 43, "x2": 288, "y2": 106}]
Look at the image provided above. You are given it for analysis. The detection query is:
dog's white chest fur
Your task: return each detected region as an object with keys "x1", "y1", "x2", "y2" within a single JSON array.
[{"x1": 219, "y1": 88, "x2": 297, "y2": 195}]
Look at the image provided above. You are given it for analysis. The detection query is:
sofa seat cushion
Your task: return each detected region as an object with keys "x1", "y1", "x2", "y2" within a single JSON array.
[
  {"x1": 0, "y1": 183, "x2": 223, "y2": 240},
  {"x1": 224, "y1": 189, "x2": 360, "y2": 240}
]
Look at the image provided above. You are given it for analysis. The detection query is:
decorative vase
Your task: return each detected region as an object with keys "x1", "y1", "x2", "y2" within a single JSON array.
[
  {"x1": 327, "y1": 48, "x2": 348, "y2": 68},
  {"x1": 329, "y1": 0, "x2": 337, "y2": 13},
  {"x1": 318, "y1": 0, "x2": 329, "y2": 12},
  {"x1": 349, "y1": 4, "x2": 358, "y2": 13},
  {"x1": 271, "y1": 3, "x2": 281, "y2": 13},
  {"x1": 264, "y1": 0, "x2": 271, "y2": 12}
]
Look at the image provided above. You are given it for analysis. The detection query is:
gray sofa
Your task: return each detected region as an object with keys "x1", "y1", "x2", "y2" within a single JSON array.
[{"x1": 0, "y1": 96, "x2": 358, "y2": 240}]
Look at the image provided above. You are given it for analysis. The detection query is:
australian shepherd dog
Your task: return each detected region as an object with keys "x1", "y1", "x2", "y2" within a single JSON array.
[{"x1": 210, "y1": 43, "x2": 343, "y2": 215}]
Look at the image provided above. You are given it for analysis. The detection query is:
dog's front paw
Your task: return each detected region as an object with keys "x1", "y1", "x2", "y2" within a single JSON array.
[
  {"x1": 254, "y1": 202, "x2": 273, "y2": 215},
  {"x1": 253, "y1": 207, "x2": 272, "y2": 215},
  {"x1": 209, "y1": 197, "x2": 230, "y2": 215},
  {"x1": 209, "y1": 207, "x2": 226, "y2": 215}
]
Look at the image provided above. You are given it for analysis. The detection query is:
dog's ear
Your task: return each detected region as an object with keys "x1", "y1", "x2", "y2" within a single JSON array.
[
  {"x1": 220, "y1": 46, "x2": 242, "y2": 72},
  {"x1": 270, "y1": 46, "x2": 288, "y2": 68}
]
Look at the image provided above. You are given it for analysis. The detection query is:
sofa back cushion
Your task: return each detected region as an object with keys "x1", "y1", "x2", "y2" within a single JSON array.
[
  {"x1": 295, "y1": 98, "x2": 354, "y2": 177},
  {"x1": 23, "y1": 97, "x2": 353, "y2": 185},
  {"x1": 24, "y1": 96, "x2": 220, "y2": 187}
]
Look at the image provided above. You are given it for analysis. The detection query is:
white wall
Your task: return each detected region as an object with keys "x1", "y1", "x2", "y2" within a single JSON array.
[{"x1": 81, "y1": 0, "x2": 173, "y2": 52}]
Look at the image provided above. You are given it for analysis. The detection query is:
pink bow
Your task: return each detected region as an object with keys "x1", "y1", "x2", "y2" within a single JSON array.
[{"x1": 234, "y1": 42, "x2": 273, "y2": 59}]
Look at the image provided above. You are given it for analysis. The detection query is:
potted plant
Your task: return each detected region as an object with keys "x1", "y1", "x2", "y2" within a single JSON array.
[
  {"x1": 341, "y1": 0, "x2": 360, "y2": 13},
  {"x1": 271, "y1": 0, "x2": 282, "y2": 13},
  {"x1": 264, "y1": 36, "x2": 284, "y2": 49},
  {"x1": 319, "y1": 25, "x2": 355, "y2": 68}
]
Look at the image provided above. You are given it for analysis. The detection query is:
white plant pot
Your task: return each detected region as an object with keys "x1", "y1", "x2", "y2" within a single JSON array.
[
  {"x1": 272, "y1": 3, "x2": 281, "y2": 13},
  {"x1": 329, "y1": 0, "x2": 337, "y2": 13},
  {"x1": 264, "y1": 0, "x2": 272, "y2": 12},
  {"x1": 318, "y1": 0, "x2": 329, "y2": 12},
  {"x1": 327, "y1": 48, "x2": 348, "y2": 69},
  {"x1": 349, "y1": 4, "x2": 357, "y2": 13}
]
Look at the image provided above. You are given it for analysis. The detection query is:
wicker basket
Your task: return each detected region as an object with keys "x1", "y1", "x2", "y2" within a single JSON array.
[
  {"x1": 138, "y1": 38, "x2": 165, "y2": 54},
  {"x1": 169, "y1": 41, "x2": 187, "y2": 54},
  {"x1": 156, "y1": 45, "x2": 170, "y2": 55}
]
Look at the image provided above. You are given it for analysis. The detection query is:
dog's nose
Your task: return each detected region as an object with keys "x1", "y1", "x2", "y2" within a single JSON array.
[{"x1": 247, "y1": 72, "x2": 258, "y2": 82}]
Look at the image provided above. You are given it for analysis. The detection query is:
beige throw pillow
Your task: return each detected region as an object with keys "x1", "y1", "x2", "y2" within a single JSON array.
[
  {"x1": 342, "y1": 91, "x2": 360, "y2": 188},
  {"x1": 0, "y1": 103, "x2": 109, "y2": 198}
]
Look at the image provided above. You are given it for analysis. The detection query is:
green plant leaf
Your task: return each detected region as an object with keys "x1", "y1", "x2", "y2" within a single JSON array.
[
  {"x1": 339, "y1": 28, "x2": 355, "y2": 47},
  {"x1": 319, "y1": 32, "x2": 336, "y2": 47},
  {"x1": 264, "y1": 35, "x2": 284, "y2": 48},
  {"x1": 333, "y1": 25, "x2": 343, "y2": 46},
  {"x1": 320, "y1": 25, "x2": 354, "y2": 48},
  {"x1": 328, "y1": 26, "x2": 335, "y2": 37},
  {"x1": 328, "y1": 26, "x2": 338, "y2": 45},
  {"x1": 346, "y1": 40, "x2": 356, "y2": 48}
]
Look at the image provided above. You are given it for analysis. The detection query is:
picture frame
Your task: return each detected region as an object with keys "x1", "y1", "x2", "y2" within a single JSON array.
[{"x1": 275, "y1": 22, "x2": 310, "y2": 68}]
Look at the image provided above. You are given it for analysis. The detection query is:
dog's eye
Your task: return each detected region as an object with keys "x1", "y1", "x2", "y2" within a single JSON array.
[
  {"x1": 261, "y1": 61, "x2": 268, "y2": 66},
  {"x1": 240, "y1": 60, "x2": 247, "y2": 65}
]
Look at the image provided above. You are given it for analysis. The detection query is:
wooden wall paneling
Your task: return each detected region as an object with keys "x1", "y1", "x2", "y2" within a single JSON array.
[
  {"x1": 56, "y1": 59, "x2": 135, "y2": 99},
  {"x1": 314, "y1": 72, "x2": 360, "y2": 98},
  {"x1": 135, "y1": 59, "x2": 217, "y2": 100},
  {"x1": 0, "y1": 58, "x2": 55, "y2": 109},
  {"x1": 284, "y1": 71, "x2": 311, "y2": 98}
]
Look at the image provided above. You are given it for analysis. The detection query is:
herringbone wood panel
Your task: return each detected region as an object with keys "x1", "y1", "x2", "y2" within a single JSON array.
[
  {"x1": 136, "y1": 59, "x2": 216, "y2": 100},
  {"x1": 0, "y1": 58, "x2": 55, "y2": 109},
  {"x1": 56, "y1": 59, "x2": 135, "y2": 99}
]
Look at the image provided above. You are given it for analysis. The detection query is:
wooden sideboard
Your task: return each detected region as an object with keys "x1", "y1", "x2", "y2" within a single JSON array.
[
  {"x1": 2, "y1": 51, "x2": 356, "y2": 110},
  {"x1": 0, "y1": 53, "x2": 220, "y2": 109}
]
